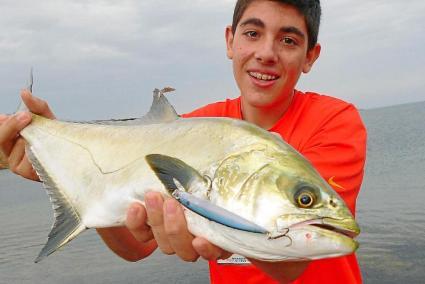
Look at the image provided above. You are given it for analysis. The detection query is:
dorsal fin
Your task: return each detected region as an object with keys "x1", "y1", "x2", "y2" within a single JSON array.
[
  {"x1": 82, "y1": 87, "x2": 179, "y2": 126},
  {"x1": 143, "y1": 87, "x2": 178, "y2": 123}
]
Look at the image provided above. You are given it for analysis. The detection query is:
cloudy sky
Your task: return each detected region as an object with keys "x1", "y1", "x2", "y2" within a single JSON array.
[{"x1": 0, "y1": 0, "x2": 424, "y2": 119}]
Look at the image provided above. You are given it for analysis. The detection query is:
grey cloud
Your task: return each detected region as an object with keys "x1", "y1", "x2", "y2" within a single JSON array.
[
  {"x1": 299, "y1": 0, "x2": 425, "y2": 108},
  {"x1": 0, "y1": 0, "x2": 424, "y2": 119}
]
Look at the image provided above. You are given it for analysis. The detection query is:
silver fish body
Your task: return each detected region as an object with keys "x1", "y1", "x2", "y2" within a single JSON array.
[{"x1": 17, "y1": 89, "x2": 359, "y2": 263}]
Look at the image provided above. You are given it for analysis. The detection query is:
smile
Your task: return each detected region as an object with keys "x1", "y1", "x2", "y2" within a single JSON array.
[{"x1": 248, "y1": 71, "x2": 279, "y2": 81}]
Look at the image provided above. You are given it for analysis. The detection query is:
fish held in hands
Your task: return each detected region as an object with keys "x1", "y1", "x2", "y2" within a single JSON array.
[{"x1": 15, "y1": 81, "x2": 359, "y2": 263}]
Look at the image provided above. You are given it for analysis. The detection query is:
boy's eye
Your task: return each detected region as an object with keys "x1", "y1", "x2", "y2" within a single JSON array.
[
  {"x1": 282, "y1": 37, "x2": 296, "y2": 46},
  {"x1": 244, "y1": 31, "x2": 258, "y2": 38}
]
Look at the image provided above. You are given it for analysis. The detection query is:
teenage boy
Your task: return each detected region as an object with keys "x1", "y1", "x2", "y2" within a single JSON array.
[{"x1": 0, "y1": 0, "x2": 366, "y2": 283}]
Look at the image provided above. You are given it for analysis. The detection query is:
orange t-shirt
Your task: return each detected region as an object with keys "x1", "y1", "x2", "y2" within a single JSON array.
[{"x1": 183, "y1": 90, "x2": 367, "y2": 284}]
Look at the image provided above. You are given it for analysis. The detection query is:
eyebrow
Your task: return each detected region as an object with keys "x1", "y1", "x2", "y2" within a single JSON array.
[
  {"x1": 240, "y1": 18, "x2": 305, "y2": 39},
  {"x1": 240, "y1": 18, "x2": 265, "y2": 28},
  {"x1": 280, "y1": 26, "x2": 305, "y2": 39}
]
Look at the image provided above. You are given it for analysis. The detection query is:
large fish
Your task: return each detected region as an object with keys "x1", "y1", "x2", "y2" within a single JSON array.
[{"x1": 4, "y1": 82, "x2": 360, "y2": 263}]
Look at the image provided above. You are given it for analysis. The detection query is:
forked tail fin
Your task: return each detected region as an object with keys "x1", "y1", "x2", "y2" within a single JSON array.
[{"x1": 26, "y1": 147, "x2": 86, "y2": 263}]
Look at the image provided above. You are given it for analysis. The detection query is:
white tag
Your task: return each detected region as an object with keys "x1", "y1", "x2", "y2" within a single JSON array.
[{"x1": 217, "y1": 254, "x2": 251, "y2": 265}]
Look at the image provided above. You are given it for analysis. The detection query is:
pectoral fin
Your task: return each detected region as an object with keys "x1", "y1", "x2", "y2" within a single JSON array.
[
  {"x1": 145, "y1": 154, "x2": 207, "y2": 194},
  {"x1": 145, "y1": 154, "x2": 268, "y2": 234}
]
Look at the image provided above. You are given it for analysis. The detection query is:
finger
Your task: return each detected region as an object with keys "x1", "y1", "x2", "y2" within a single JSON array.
[
  {"x1": 21, "y1": 90, "x2": 55, "y2": 119},
  {"x1": 0, "y1": 114, "x2": 8, "y2": 124},
  {"x1": 0, "y1": 113, "x2": 32, "y2": 156},
  {"x1": 163, "y1": 199, "x2": 199, "y2": 262},
  {"x1": 193, "y1": 237, "x2": 232, "y2": 261},
  {"x1": 7, "y1": 138, "x2": 26, "y2": 170},
  {"x1": 126, "y1": 203, "x2": 154, "y2": 243},
  {"x1": 14, "y1": 155, "x2": 39, "y2": 181},
  {"x1": 0, "y1": 115, "x2": 8, "y2": 132},
  {"x1": 145, "y1": 192, "x2": 174, "y2": 254},
  {"x1": 8, "y1": 138, "x2": 38, "y2": 181}
]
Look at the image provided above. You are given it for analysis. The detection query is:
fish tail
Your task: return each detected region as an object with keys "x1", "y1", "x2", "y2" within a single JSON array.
[{"x1": 26, "y1": 146, "x2": 86, "y2": 263}]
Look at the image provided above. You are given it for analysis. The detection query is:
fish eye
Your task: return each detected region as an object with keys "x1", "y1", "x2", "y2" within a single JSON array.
[{"x1": 295, "y1": 188, "x2": 316, "y2": 208}]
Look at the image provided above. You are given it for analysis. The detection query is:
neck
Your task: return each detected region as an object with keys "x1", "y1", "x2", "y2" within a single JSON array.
[{"x1": 241, "y1": 92, "x2": 294, "y2": 130}]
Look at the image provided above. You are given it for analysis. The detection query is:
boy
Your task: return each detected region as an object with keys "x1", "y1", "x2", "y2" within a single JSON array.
[{"x1": 0, "y1": 0, "x2": 366, "y2": 283}]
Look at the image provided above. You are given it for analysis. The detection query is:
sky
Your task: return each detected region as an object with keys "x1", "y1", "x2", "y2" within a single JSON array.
[{"x1": 0, "y1": 0, "x2": 424, "y2": 120}]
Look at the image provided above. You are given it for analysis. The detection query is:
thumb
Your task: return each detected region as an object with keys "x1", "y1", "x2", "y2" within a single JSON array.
[{"x1": 21, "y1": 90, "x2": 55, "y2": 119}]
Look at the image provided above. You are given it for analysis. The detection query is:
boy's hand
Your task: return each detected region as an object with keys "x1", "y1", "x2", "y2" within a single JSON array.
[
  {"x1": 127, "y1": 192, "x2": 232, "y2": 262},
  {"x1": 127, "y1": 192, "x2": 308, "y2": 282},
  {"x1": 0, "y1": 89, "x2": 55, "y2": 181}
]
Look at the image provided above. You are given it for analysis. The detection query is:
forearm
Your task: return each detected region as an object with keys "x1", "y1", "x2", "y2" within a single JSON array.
[
  {"x1": 96, "y1": 227, "x2": 157, "y2": 262},
  {"x1": 249, "y1": 259, "x2": 310, "y2": 283}
]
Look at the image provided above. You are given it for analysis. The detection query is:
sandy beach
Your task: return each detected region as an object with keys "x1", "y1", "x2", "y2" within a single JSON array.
[{"x1": 0, "y1": 101, "x2": 424, "y2": 284}]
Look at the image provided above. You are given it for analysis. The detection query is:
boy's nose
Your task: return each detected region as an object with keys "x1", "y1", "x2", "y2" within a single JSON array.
[{"x1": 255, "y1": 38, "x2": 278, "y2": 64}]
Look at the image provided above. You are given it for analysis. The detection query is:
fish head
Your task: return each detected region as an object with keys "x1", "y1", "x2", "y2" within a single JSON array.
[
  {"x1": 212, "y1": 146, "x2": 360, "y2": 260},
  {"x1": 265, "y1": 151, "x2": 360, "y2": 259}
]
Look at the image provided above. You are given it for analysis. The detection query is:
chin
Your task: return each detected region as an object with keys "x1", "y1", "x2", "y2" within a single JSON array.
[{"x1": 242, "y1": 92, "x2": 284, "y2": 109}]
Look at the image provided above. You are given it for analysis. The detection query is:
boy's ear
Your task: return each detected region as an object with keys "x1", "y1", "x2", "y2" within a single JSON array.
[
  {"x1": 303, "y1": 43, "x2": 321, "y2": 73},
  {"x1": 225, "y1": 26, "x2": 234, "y2": 59}
]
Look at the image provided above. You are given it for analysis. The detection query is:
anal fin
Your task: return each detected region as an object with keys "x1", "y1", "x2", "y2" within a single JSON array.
[{"x1": 26, "y1": 146, "x2": 86, "y2": 263}]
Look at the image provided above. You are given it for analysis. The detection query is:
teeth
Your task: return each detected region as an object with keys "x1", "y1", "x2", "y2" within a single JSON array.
[{"x1": 249, "y1": 72, "x2": 277, "y2": 81}]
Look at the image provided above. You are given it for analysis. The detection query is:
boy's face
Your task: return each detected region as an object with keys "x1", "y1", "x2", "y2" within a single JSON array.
[{"x1": 226, "y1": 0, "x2": 320, "y2": 109}]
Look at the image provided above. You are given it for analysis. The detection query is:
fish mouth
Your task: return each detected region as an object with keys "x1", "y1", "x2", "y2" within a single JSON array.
[
  {"x1": 310, "y1": 223, "x2": 358, "y2": 239},
  {"x1": 291, "y1": 217, "x2": 360, "y2": 239}
]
